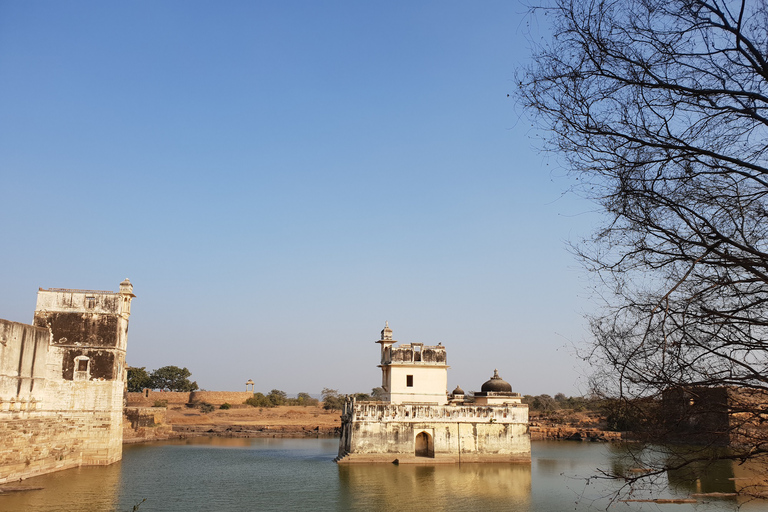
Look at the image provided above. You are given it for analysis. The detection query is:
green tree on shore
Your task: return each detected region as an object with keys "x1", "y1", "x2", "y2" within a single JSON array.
[
  {"x1": 150, "y1": 366, "x2": 199, "y2": 392},
  {"x1": 321, "y1": 388, "x2": 344, "y2": 411},
  {"x1": 126, "y1": 367, "x2": 152, "y2": 392},
  {"x1": 267, "y1": 389, "x2": 287, "y2": 406},
  {"x1": 245, "y1": 392, "x2": 272, "y2": 408},
  {"x1": 289, "y1": 392, "x2": 319, "y2": 406},
  {"x1": 127, "y1": 365, "x2": 198, "y2": 392},
  {"x1": 371, "y1": 387, "x2": 386, "y2": 401}
]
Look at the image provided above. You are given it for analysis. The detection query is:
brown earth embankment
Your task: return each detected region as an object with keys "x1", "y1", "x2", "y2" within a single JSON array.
[
  {"x1": 530, "y1": 425, "x2": 623, "y2": 441},
  {"x1": 123, "y1": 404, "x2": 342, "y2": 443},
  {"x1": 528, "y1": 410, "x2": 625, "y2": 442}
]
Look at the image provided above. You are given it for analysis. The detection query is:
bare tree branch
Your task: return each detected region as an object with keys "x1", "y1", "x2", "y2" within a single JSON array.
[{"x1": 519, "y1": 0, "x2": 768, "y2": 493}]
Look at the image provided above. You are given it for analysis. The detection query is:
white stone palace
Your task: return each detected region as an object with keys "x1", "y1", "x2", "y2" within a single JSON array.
[{"x1": 336, "y1": 323, "x2": 530, "y2": 463}]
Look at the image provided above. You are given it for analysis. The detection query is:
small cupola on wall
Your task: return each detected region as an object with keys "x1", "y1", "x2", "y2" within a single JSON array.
[{"x1": 381, "y1": 321, "x2": 393, "y2": 341}]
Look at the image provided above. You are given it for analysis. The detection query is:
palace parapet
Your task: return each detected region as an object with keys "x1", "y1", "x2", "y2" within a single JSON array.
[{"x1": 341, "y1": 400, "x2": 528, "y2": 424}]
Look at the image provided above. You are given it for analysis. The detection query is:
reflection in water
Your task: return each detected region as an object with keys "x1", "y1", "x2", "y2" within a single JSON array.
[
  {"x1": 1, "y1": 439, "x2": 767, "y2": 512},
  {"x1": 667, "y1": 455, "x2": 737, "y2": 495},
  {"x1": 587, "y1": 442, "x2": 768, "y2": 510},
  {"x1": 338, "y1": 463, "x2": 531, "y2": 511},
  {"x1": 0, "y1": 462, "x2": 122, "y2": 512},
  {"x1": 664, "y1": 448, "x2": 768, "y2": 504},
  {"x1": 732, "y1": 455, "x2": 768, "y2": 501}
]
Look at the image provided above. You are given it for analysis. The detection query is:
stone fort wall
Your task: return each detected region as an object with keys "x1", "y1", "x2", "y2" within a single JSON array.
[
  {"x1": 0, "y1": 319, "x2": 126, "y2": 483},
  {"x1": 190, "y1": 391, "x2": 252, "y2": 404},
  {"x1": 0, "y1": 281, "x2": 134, "y2": 484},
  {"x1": 126, "y1": 390, "x2": 253, "y2": 406},
  {"x1": 126, "y1": 390, "x2": 192, "y2": 405}
]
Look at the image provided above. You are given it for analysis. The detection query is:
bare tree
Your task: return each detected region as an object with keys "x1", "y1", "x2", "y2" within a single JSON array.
[{"x1": 519, "y1": 0, "x2": 768, "y2": 484}]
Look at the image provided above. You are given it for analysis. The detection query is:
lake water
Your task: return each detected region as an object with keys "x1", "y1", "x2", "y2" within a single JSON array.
[{"x1": 0, "y1": 438, "x2": 765, "y2": 512}]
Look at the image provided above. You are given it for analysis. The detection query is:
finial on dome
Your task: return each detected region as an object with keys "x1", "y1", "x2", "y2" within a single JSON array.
[{"x1": 481, "y1": 369, "x2": 512, "y2": 393}]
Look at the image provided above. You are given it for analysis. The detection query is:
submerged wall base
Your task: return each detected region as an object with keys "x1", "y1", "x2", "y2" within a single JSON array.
[{"x1": 336, "y1": 453, "x2": 531, "y2": 464}]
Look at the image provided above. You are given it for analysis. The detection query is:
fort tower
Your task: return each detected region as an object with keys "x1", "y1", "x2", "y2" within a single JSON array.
[{"x1": 0, "y1": 279, "x2": 135, "y2": 483}]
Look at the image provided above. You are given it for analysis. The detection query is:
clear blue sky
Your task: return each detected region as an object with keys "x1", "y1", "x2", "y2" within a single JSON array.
[{"x1": 0, "y1": 1, "x2": 596, "y2": 396}]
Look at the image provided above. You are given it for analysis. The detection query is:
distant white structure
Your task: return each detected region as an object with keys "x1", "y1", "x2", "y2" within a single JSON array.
[{"x1": 336, "y1": 323, "x2": 530, "y2": 464}]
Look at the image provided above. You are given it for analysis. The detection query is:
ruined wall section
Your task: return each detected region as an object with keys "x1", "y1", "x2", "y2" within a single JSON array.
[
  {"x1": 123, "y1": 407, "x2": 173, "y2": 442},
  {"x1": 0, "y1": 319, "x2": 126, "y2": 483},
  {"x1": 0, "y1": 280, "x2": 135, "y2": 484},
  {"x1": 0, "y1": 320, "x2": 49, "y2": 408},
  {"x1": 338, "y1": 401, "x2": 530, "y2": 463}
]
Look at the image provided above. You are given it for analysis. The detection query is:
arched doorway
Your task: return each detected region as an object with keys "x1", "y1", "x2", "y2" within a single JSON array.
[{"x1": 415, "y1": 431, "x2": 434, "y2": 458}]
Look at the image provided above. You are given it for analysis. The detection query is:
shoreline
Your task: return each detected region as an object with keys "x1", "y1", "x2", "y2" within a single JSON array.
[{"x1": 124, "y1": 404, "x2": 626, "y2": 444}]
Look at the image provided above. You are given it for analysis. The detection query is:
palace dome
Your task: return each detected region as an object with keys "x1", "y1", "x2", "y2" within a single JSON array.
[
  {"x1": 452, "y1": 385, "x2": 465, "y2": 396},
  {"x1": 480, "y1": 369, "x2": 512, "y2": 393}
]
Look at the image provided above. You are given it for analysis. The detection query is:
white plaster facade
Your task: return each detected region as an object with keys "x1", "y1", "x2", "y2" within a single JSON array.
[
  {"x1": 377, "y1": 322, "x2": 449, "y2": 405},
  {"x1": 337, "y1": 324, "x2": 530, "y2": 464}
]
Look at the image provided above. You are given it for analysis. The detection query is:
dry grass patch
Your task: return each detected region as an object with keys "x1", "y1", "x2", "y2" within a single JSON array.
[{"x1": 164, "y1": 405, "x2": 341, "y2": 427}]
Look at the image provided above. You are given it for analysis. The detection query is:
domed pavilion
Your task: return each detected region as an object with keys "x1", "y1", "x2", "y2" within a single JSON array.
[{"x1": 472, "y1": 369, "x2": 523, "y2": 405}]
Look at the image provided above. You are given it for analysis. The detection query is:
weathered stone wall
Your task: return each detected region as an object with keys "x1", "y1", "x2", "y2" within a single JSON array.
[
  {"x1": 337, "y1": 401, "x2": 530, "y2": 463},
  {"x1": 0, "y1": 410, "x2": 122, "y2": 482},
  {"x1": 0, "y1": 280, "x2": 134, "y2": 484},
  {"x1": 125, "y1": 391, "x2": 254, "y2": 406},
  {"x1": 189, "y1": 391, "x2": 252, "y2": 405},
  {"x1": 0, "y1": 320, "x2": 49, "y2": 405},
  {"x1": 1, "y1": 319, "x2": 124, "y2": 482},
  {"x1": 123, "y1": 407, "x2": 173, "y2": 442},
  {"x1": 126, "y1": 390, "x2": 192, "y2": 405}
]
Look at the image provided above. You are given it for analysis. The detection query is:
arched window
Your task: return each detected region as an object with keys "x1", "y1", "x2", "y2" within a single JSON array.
[{"x1": 415, "y1": 431, "x2": 434, "y2": 458}]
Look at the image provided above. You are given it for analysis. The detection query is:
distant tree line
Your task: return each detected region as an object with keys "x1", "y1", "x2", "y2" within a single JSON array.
[
  {"x1": 244, "y1": 390, "x2": 320, "y2": 408},
  {"x1": 522, "y1": 393, "x2": 654, "y2": 432},
  {"x1": 242, "y1": 387, "x2": 387, "y2": 410},
  {"x1": 319, "y1": 387, "x2": 387, "y2": 411},
  {"x1": 127, "y1": 366, "x2": 199, "y2": 393},
  {"x1": 522, "y1": 393, "x2": 593, "y2": 413}
]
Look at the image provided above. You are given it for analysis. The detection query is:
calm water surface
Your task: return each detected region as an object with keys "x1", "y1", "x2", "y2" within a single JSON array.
[{"x1": 0, "y1": 438, "x2": 765, "y2": 512}]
